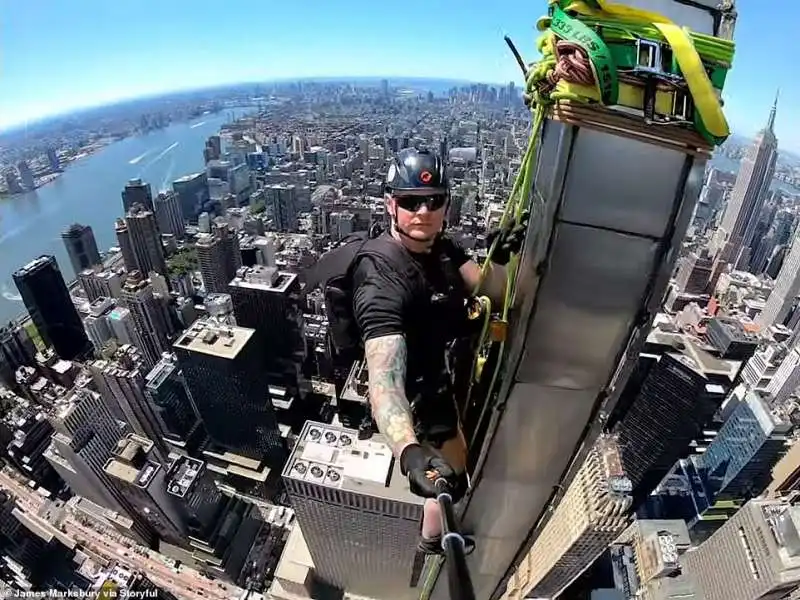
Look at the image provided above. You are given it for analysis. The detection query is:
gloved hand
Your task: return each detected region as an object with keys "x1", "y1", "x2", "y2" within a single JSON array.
[
  {"x1": 486, "y1": 209, "x2": 530, "y2": 266},
  {"x1": 400, "y1": 444, "x2": 461, "y2": 500}
]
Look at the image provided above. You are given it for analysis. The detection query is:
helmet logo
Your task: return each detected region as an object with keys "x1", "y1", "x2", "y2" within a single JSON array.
[{"x1": 420, "y1": 170, "x2": 433, "y2": 184}]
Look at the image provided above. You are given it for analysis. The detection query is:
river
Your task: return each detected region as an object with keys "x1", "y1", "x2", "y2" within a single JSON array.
[{"x1": 0, "y1": 109, "x2": 254, "y2": 324}]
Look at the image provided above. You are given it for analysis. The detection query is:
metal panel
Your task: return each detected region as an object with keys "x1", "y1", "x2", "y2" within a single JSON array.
[
  {"x1": 560, "y1": 129, "x2": 689, "y2": 238},
  {"x1": 431, "y1": 123, "x2": 705, "y2": 600},
  {"x1": 612, "y1": 0, "x2": 718, "y2": 35},
  {"x1": 532, "y1": 121, "x2": 573, "y2": 204},
  {"x1": 516, "y1": 226, "x2": 660, "y2": 388},
  {"x1": 467, "y1": 384, "x2": 599, "y2": 538}
]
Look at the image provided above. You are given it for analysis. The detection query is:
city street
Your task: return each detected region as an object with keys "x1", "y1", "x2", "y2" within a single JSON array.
[{"x1": 0, "y1": 471, "x2": 241, "y2": 600}]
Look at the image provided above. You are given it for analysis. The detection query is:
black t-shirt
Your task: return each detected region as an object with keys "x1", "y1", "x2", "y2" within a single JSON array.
[
  {"x1": 352, "y1": 233, "x2": 470, "y2": 439},
  {"x1": 352, "y1": 234, "x2": 470, "y2": 340}
]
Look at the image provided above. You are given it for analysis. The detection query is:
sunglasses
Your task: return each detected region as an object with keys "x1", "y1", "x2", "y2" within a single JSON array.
[{"x1": 394, "y1": 194, "x2": 448, "y2": 213}]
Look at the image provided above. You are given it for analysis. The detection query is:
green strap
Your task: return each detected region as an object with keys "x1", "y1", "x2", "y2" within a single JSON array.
[{"x1": 550, "y1": 4, "x2": 619, "y2": 105}]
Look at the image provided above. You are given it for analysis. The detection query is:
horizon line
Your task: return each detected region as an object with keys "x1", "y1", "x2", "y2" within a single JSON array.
[{"x1": 0, "y1": 75, "x2": 518, "y2": 135}]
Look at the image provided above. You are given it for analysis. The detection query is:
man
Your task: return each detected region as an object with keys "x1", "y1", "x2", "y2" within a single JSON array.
[{"x1": 352, "y1": 148, "x2": 525, "y2": 554}]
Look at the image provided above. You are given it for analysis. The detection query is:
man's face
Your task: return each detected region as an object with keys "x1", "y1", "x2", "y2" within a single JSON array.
[{"x1": 388, "y1": 191, "x2": 448, "y2": 241}]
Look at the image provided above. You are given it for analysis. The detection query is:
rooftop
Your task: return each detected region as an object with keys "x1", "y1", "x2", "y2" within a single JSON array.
[
  {"x1": 648, "y1": 331, "x2": 741, "y2": 382},
  {"x1": 174, "y1": 318, "x2": 255, "y2": 360},
  {"x1": 174, "y1": 172, "x2": 204, "y2": 183},
  {"x1": 166, "y1": 456, "x2": 204, "y2": 498},
  {"x1": 144, "y1": 354, "x2": 177, "y2": 390},
  {"x1": 229, "y1": 265, "x2": 296, "y2": 293},
  {"x1": 14, "y1": 255, "x2": 55, "y2": 277},
  {"x1": 341, "y1": 360, "x2": 369, "y2": 404},
  {"x1": 283, "y1": 420, "x2": 422, "y2": 504},
  {"x1": 104, "y1": 457, "x2": 161, "y2": 488},
  {"x1": 108, "y1": 307, "x2": 130, "y2": 320}
]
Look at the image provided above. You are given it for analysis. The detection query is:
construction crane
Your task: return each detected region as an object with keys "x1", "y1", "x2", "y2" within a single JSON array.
[{"x1": 423, "y1": 1, "x2": 737, "y2": 599}]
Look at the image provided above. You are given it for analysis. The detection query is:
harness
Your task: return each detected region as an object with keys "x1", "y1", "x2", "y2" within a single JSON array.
[{"x1": 357, "y1": 235, "x2": 475, "y2": 441}]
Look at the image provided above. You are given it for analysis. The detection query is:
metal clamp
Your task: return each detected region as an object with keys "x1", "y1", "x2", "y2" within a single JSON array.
[
  {"x1": 672, "y1": 89, "x2": 693, "y2": 122},
  {"x1": 635, "y1": 39, "x2": 664, "y2": 75}
]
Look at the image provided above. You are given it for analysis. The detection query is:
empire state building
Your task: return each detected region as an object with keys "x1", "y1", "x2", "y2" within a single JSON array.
[{"x1": 718, "y1": 93, "x2": 779, "y2": 271}]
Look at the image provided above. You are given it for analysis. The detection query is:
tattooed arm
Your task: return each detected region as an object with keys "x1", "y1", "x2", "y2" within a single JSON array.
[{"x1": 364, "y1": 334, "x2": 418, "y2": 458}]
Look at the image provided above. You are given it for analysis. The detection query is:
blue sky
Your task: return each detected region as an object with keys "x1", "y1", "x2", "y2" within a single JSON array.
[{"x1": 1, "y1": 0, "x2": 796, "y2": 150}]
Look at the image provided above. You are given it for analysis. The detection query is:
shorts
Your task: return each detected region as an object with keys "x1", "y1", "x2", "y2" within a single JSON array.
[
  {"x1": 423, "y1": 428, "x2": 468, "y2": 475},
  {"x1": 410, "y1": 388, "x2": 462, "y2": 449}
]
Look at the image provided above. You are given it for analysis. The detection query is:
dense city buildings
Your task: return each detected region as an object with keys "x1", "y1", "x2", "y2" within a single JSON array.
[{"x1": 3, "y1": 68, "x2": 800, "y2": 600}]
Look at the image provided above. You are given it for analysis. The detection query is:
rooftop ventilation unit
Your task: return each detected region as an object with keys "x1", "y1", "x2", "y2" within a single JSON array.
[
  {"x1": 306, "y1": 463, "x2": 326, "y2": 484},
  {"x1": 307, "y1": 426, "x2": 323, "y2": 442},
  {"x1": 325, "y1": 467, "x2": 344, "y2": 488}
]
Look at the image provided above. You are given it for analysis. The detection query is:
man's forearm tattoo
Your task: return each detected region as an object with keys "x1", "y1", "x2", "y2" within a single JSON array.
[{"x1": 364, "y1": 334, "x2": 417, "y2": 457}]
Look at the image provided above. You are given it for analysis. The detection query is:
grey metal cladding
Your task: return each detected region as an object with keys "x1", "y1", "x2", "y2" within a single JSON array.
[{"x1": 431, "y1": 120, "x2": 705, "y2": 600}]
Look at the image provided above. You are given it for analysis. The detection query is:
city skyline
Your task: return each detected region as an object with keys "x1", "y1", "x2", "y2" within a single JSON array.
[
  {"x1": 4, "y1": 0, "x2": 798, "y2": 150},
  {"x1": 5, "y1": 6, "x2": 800, "y2": 599}
]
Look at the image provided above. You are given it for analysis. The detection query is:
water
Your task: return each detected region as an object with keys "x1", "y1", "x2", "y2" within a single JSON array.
[
  {"x1": 711, "y1": 153, "x2": 800, "y2": 196},
  {"x1": 0, "y1": 109, "x2": 254, "y2": 324}
]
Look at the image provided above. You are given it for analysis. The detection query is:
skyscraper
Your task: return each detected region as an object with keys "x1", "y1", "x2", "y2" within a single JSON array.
[
  {"x1": 197, "y1": 225, "x2": 242, "y2": 294},
  {"x1": 120, "y1": 272, "x2": 171, "y2": 369},
  {"x1": 718, "y1": 93, "x2": 779, "y2": 270},
  {"x1": 16, "y1": 161, "x2": 35, "y2": 191},
  {"x1": 125, "y1": 205, "x2": 167, "y2": 277},
  {"x1": 0, "y1": 324, "x2": 35, "y2": 389},
  {"x1": 767, "y1": 347, "x2": 800, "y2": 403},
  {"x1": 228, "y1": 265, "x2": 303, "y2": 390},
  {"x1": 103, "y1": 434, "x2": 186, "y2": 546},
  {"x1": 61, "y1": 223, "x2": 101, "y2": 277},
  {"x1": 174, "y1": 318, "x2": 284, "y2": 466},
  {"x1": 613, "y1": 342, "x2": 732, "y2": 503},
  {"x1": 608, "y1": 519, "x2": 699, "y2": 600},
  {"x1": 758, "y1": 227, "x2": 800, "y2": 329},
  {"x1": 683, "y1": 498, "x2": 800, "y2": 600},
  {"x1": 144, "y1": 354, "x2": 204, "y2": 453},
  {"x1": 46, "y1": 148, "x2": 61, "y2": 172},
  {"x1": 79, "y1": 267, "x2": 123, "y2": 302},
  {"x1": 0, "y1": 491, "x2": 93, "y2": 591},
  {"x1": 172, "y1": 172, "x2": 210, "y2": 223},
  {"x1": 674, "y1": 251, "x2": 713, "y2": 295},
  {"x1": 121, "y1": 179, "x2": 154, "y2": 213},
  {"x1": 500, "y1": 435, "x2": 632, "y2": 600},
  {"x1": 13, "y1": 256, "x2": 91, "y2": 361},
  {"x1": 43, "y1": 389, "x2": 156, "y2": 545},
  {"x1": 164, "y1": 456, "x2": 260, "y2": 581},
  {"x1": 699, "y1": 390, "x2": 792, "y2": 501},
  {"x1": 83, "y1": 297, "x2": 116, "y2": 353},
  {"x1": 265, "y1": 184, "x2": 298, "y2": 232},
  {"x1": 114, "y1": 219, "x2": 137, "y2": 273},
  {"x1": 283, "y1": 421, "x2": 424, "y2": 600},
  {"x1": 153, "y1": 191, "x2": 185, "y2": 239},
  {"x1": 88, "y1": 344, "x2": 170, "y2": 462}
]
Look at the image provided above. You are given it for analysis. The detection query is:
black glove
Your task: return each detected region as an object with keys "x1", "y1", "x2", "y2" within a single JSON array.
[
  {"x1": 486, "y1": 210, "x2": 530, "y2": 266},
  {"x1": 400, "y1": 444, "x2": 459, "y2": 500}
]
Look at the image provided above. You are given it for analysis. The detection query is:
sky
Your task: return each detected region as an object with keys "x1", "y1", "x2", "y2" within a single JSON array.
[{"x1": 1, "y1": 0, "x2": 797, "y2": 150}]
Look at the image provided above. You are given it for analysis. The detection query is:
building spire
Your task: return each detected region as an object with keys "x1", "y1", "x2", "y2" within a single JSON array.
[{"x1": 767, "y1": 88, "x2": 779, "y2": 133}]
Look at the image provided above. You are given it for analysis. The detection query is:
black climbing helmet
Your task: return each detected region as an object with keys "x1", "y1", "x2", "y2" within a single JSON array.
[{"x1": 385, "y1": 148, "x2": 448, "y2": 195}]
